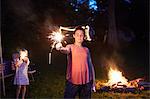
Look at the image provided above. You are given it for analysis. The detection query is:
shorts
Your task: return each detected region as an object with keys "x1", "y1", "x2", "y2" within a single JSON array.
[{"x1": 64, "y1": 80, "x2": 92, "y2": 99}]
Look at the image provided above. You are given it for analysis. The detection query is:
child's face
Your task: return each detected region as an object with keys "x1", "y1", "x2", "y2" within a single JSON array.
[
  {"x1": 12, "y1": 53, "x2": 19, "y2": 61},
  {"x1": 73, "y1": 30, "x2": 85, "y2": 44}
]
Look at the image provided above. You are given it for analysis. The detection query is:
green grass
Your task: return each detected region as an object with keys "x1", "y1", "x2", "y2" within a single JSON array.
[
  {"x1": 27, "y1": 65, "x2": 64, "y2": 98},
  {"x1": 92, "y1": 91, "x2": 150, "y2": 99},
  {"x1": 2, "y1": 59, "x2": 150, "y2": 98},
  {"x1": 27, "y1": 62, "x2": 150, "y2": 99}
]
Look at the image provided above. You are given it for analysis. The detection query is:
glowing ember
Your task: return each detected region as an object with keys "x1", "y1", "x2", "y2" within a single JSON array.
[{"x1": 107, "y1": 67, "x2": 128, "y2": 86}]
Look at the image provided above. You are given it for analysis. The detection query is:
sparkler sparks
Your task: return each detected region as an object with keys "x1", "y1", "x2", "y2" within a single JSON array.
[
  {"x1": 48, "y1": 32, "x2": 64, "y2": 43},
  {"x1": 48, "y1": 31, "x2": 64, "y2": 64},
  {"x1": 48, "y1": 31, "x2": 65, "y2": 50},
  {"x1": 20, "y1": 50, "x2": 28, "y2": 60}
]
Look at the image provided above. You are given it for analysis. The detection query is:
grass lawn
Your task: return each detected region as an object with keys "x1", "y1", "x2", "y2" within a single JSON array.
[{"x1": 2, "y1": 60, "x2": 149, "y2": 99}]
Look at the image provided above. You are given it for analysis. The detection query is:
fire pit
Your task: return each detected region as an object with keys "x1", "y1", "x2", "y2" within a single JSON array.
[{"x1": 95, "y1": 67, "x2": 150, "y2": 93}]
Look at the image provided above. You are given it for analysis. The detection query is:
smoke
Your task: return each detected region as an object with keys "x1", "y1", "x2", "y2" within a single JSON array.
[
  {"x1": 101, "y1": 51, "x2": 125, "y2": 69},
  {"x1": 7, "y1": 0, "x2": 59, "y2": 30},
  {"x1": 6, "y1": 0, "x2": 60, "y2": 41},
  {"x1": 98, "y1": 49, "x2": 126, "y2": 80},
  {"x1": 8, "y1": 0, "x2": 37, "y2": 22}
]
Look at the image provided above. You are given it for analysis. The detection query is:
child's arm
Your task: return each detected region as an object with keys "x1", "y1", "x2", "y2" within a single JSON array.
[
  {"x1": 56, "y1": 43, "x2": 71, "y2": 54},
  {"x1": 90, "y1": 57, "x2": 96, "y2": 84},
  {"x1": 15, "y1": 59, "x2": 23, "y2": 67},
  {"x1": 91, "y1": 64, "x2": 96, "y2": 92},
  {"x1": 23, "y1": 57, "x2": 30, "y2": 65},
  {"x1": 11, "y1": 61, "x2": 16, "y2": 70},
  {"x1": 59, "y1": 46, "x2": 71, "y2": 54},
  {"x1": 88, "y1": 49, "x2": 96, "y2": 92}
]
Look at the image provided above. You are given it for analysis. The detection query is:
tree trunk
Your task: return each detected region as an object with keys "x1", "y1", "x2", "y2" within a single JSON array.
[
  {"x1": 107, "y1": 0, "x2": 119, "y2": 49},
  {"x1": 0, "y1": 32, "x2": 3, "y2": 64},
  {"x1": 0, "y1": 0, "x2": 2, "y2": 64}
]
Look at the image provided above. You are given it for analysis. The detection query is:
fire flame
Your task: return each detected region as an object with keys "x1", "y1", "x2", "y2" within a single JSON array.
[
  {"x1": 95, "y1": 60, "x2": 145, "y2": 90},
  {"x1": 107, "y1": 67, "x2": 128, "y2": 86}
]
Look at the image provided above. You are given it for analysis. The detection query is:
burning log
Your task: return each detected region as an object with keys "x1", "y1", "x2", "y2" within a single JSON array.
[
  {"x1": 96, "y1": 79, "x2": 150, "y2": 93},
  {"x1": 111, "y1": 81, "x2": 127, "y2": 88},
  {"x1": 138, "y1": 81, "x2": 150, "y2": 90},
  {"x1": 127, "y1": 78, "x2": 144, "y2": 88},
  {"x1": 125, "y1": 88, "x2": 139, "y2": 93},
  {"x1": 96, "y1": 62, "x2": 149, "y2": 93},
  {"x1": 99, "y1": 86, "x2": 110, "y2": 92}
]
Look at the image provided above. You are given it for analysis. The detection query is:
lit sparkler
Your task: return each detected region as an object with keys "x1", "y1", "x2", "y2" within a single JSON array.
[
  {"x1": 48, "y1": 32, "x2": 64, "y2": 43},
  {"x1": 48, "y1": 31, "x2": 64, "y2": 50},
  {"x1": 48, "y1": 31, "x2": 64, "y2": 64},
  {"x1": 20, "y1": 50, "x2": 28, "y2": 60}
]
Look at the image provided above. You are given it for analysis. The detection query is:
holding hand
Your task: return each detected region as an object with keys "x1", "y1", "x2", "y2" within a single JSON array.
[
  {"x1": 55, "y1": 42, "x2": 63, "y2": 50},
  {"x1": 22, "y1": 57, "x2": 28, "y2": 63},
  {"x1": 92, "y1": 86, "x2": 96, "y2": 92},
  {"x1": 92, "y1": 82, "x2": 96, "y2": 92}
]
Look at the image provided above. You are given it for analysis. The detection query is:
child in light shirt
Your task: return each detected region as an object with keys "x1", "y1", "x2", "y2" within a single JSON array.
[{"x1": 13, "y1": 49, "x2": 30, "y2": 99}]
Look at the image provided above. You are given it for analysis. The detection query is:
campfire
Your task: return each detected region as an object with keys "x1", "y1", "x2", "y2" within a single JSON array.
[
  {"x1": 107, "y1": 67, "x2": 128, "y2": 87},
  {"x1": 96, "y1": 62, "x2": 149, "y2": 93}
]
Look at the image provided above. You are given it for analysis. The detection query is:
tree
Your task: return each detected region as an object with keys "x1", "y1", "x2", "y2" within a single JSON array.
[{"x1": 107, "y1": 0, "x2": 119, "y2": 49}]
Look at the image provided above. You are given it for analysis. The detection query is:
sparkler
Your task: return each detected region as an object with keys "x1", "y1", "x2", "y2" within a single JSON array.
[
  {"x1": 48, "y1": 32, "x2": 64, "y2": 43},
  {"x1": 20, "y1": 50, "x2": 28, "y2": 60},
  {"x1": 48, "y1": 31, "x2": 64, "y2": 50},
  {"x1": 48, "y1": 31, "x2": 64, "y2": 64}
]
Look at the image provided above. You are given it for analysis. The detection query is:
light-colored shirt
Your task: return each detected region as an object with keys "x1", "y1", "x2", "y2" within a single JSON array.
[
  {"x1": 14, "y1": 59, "x2": 30, "y2": 85},
  {"x1": 66, "y1": 44, "x2": 93, "y2": 85}
]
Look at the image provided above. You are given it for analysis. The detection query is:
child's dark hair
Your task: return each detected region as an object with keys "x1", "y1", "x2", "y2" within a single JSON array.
[{"x1": 74, "y1": 26, "x2": 85, "y2": 36}]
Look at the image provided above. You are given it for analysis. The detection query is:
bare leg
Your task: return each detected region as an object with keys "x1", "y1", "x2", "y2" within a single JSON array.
[
  {"x1": 16, "y1": 85, "x2": 21, "y2": 99},
  {"x1": 22, "y1": 85, "x2": 26, "y2": 99}
]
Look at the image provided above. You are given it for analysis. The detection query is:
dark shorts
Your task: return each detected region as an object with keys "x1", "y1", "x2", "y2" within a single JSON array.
[{"x1": 64, "y1": 80, "x2": 92, "y2": 99}]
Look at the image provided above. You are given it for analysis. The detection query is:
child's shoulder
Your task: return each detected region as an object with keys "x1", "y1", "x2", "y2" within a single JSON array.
[
  {"x1": 66, "y1": 44, "x2": 74, "y2": 48},
  {"x1": 84, "y1": 47, "x2": 89, "y2": 52},
  {"x1": 66, "y1": 44, "x2": 73, "y2": 48}
]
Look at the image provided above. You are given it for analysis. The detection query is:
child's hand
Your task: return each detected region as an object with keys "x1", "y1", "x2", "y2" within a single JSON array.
[
  {"x1": 55, "y1": 42, "x2": 62, "y2": 50},
  {"x1": 92, "y1": 82, "x2": 96, "y2": 92},
  {"x1": 22, "y1": 57, "x2": 28, "y2": 63},
  {"x1": 92, "y1": 86, "x2": 96, "y2": 92}
]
